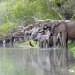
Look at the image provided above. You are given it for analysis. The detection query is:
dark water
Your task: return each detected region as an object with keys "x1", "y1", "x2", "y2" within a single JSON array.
[{"x1": 0, "y1": 47, "x2": 75, "y2": 75}]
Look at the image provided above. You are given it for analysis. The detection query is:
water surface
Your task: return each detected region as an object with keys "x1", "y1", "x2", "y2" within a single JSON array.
[{"x1": 0, "y1": 47, "x2": 74, "y2": 75}]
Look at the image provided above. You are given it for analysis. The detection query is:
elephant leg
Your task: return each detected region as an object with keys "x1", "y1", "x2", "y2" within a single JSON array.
[
  {"x1": 61, "y1": 31, "x2": 68, "y2": 48},
  {"x1": 47, "y1": 40, "x2": 50, "y2": 48},
  {"x1": 53, "y1": 36, "x2": 57, "y2": 47},
  {"x1": 58, "y1": 33, "x2": 62, "y2": 47},
  {"x1": 49, "y1": 36, "x2": 53, "y2": 48},
  {"x1": 39, "y1": 41, "x2": 43, "y2": 48},
  {"x1": 43, "y1": 40, "x2": 47, "y2": 48},
  {"x1": 60, "y1": 31, "x2": 68, "y2": 67},
  {"x1": 47, "y1": 39, "x2": 52, "y2": 48}
]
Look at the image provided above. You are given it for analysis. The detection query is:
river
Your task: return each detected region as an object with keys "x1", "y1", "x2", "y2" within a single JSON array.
[{"x1": 0, "y1": 47, "x2": 75, "y2": 75}]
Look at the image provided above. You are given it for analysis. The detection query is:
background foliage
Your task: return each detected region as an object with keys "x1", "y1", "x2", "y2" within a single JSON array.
[
  {"x1": 0, "y1": 0, "x2": 75, "y2": 34},
  {"x1": 0, "y1": 0, "x2": 75, "y2": 36}
]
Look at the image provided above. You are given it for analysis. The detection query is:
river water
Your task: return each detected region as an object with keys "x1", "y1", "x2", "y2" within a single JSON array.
[{"x1": 0, "y1": 47, "x2": 75, "y2": 75}]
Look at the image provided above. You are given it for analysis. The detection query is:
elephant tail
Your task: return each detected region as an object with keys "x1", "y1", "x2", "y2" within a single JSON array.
[{"x1": 29, "y1": 40, "x2": 34, "y2": 47}]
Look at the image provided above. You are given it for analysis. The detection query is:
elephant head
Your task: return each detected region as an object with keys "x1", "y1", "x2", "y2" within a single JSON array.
[
  {"x1": 52, "y1": 21, "x2": 67, "y2": 35},
  {"x1": 43, "y1": 22, "x2": 52, "y2": 30},
  {"x1": 43, "y1": 21, "x2": 67, "y2": 35}
]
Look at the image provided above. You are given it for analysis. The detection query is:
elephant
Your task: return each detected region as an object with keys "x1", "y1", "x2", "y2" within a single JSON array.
[
  {"x1": 0, "y1": 38, "x2": 3, "y2": 46},
  {"x1": 32, "y1": 29, "x2": 50, "y2": 48},
  {"x1": 43, "y1": 20, "x2": 75, "y2": 48},
  {"x1": 24, "y1": 30, "x2": 32, "y2": 41},
  {"x1": 23, "y1": 23, "x2": 61, "y2": 48},
  {"x1": 42, "y1": 24, "x2": 61, "y2": 47},
  {"x1": 2, "y1": 35, "x2": 16, "y2": 47},
  {"x1": 43, "y1": 20, "x2": 75, "y2": 66},
  {"x1": 24, "y1": 26, "x2": 39, "y2": 40},
  {"x1": 29, "y1": 26, "x2": 61, "y2": 48},
  {"x1": 30, "y1": 28, "x2": 54, "y2": 48},
  {"x1": 23, "y1": 26, "x2": 40, "y2": 47},
  {"x1": 12, "y1": 31, "x2": 24, "y2": 42},
  {"x1": 24, "y1": 26, "x2": 47, "y2": 48},
  {"x1": 52, "y1": 33, "x2": 61, "y2": 47}
]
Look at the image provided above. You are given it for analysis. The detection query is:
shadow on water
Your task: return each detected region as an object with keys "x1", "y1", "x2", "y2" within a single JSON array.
[{"x1": 0, "y1": 47, "x2": 75, "y2": 75}]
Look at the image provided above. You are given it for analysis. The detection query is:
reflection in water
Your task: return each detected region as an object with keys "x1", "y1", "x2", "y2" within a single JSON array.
[{"x1": 0, "y1": 47, "x2": 74, "y2": 75}]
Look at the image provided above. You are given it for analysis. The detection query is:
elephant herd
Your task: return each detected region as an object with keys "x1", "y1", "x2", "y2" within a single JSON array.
[
  {"x1": 43, "y1": 20, "x2": 75, "y2": 49},
  {"x1": 0, "y1": 23, "x2": 38, "y2": 47},
  {"x1": 0, "y1": 20, "x2": 75, "y2": 49},
  {"x1": 0, "y1": 31, "x2": 24, "y2": 47},
  {"x1": 23, "y1": 20, "x2": 75, "y2": 49},
  {"x1": 22, "y1": 20, "x2": 75, "y2": 66}
]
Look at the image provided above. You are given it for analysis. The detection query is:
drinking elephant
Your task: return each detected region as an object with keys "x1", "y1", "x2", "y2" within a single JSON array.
[
  {"x1": 23, "y1": 26, "x2": 40, "y2": 47},
  {"x1": 29, "y1": 28, "x2": 54, "y2": 48},
  {"x1": 43, "y1": 20, "x2": 75, "y2": 49},
  {"x1": 29, "y1": 27, "x2": 61, "y2": 48},
  {"x1": 24, "y1": 24, "x2": 60, "y2": 48},
  {"x1": 43, "y1": 20, "x2": 75, "y2": 67},
  {"x1": 24, "y1": 30, "x2": 32, "y2": 41}
]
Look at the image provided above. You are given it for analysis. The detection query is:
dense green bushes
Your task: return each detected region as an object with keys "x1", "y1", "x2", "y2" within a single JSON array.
[{"x1": 0, "y1": 0, "x2": 75, "y2": 35}]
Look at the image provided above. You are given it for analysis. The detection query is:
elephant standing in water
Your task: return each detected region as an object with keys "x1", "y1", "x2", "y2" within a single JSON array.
[
  {"x1": 43, "y1": 20, "x2": 75, "y2": 49},
  {"x1": 43, "y1": 20, "x2": 75, "y2": 67}
]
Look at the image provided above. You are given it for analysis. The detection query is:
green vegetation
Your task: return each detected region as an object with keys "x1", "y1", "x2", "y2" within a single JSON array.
[{"x1": 0, "y1": 0, "x2": 75, "y2": 35}]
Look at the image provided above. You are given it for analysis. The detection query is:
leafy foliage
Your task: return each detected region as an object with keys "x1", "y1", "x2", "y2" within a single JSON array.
[{"x1": 0, "y1": 0, "x2": 75, "y2": 33}]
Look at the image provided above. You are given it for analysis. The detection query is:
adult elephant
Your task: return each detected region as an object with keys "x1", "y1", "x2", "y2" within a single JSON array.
[
  {"x1": 43, "y1": 20, "x2": 74, "y2": 48},
  {"x1": 43, "y1": 20, "x2": 75, "y2": 67}
]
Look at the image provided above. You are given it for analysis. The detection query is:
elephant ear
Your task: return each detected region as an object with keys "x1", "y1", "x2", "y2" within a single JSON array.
[
  {"x1": 51, "y1": 21, "x2": 59, "y2": 30},
  {"x1": 53, "y1": 22, "x2": 66, "y2": 34}
]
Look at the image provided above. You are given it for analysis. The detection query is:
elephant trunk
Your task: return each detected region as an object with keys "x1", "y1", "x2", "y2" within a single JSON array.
[{"x1": 29, "y1": 41, "x2": 34, "y2": 47}]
